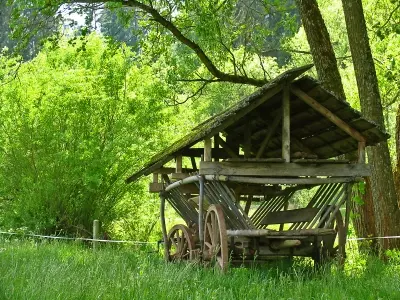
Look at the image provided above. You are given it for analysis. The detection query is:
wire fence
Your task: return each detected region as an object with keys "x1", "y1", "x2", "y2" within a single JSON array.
[
  {"x1": 2, "y1": 230, "x2": 400, "y2": 246},
  {"x1": 0, "y1": 231, "x2": 157, "y2": 245}
]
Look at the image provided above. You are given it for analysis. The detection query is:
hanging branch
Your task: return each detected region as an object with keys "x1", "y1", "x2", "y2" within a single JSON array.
[{"x1": 77, "y1": 0, "x2": 267, "y2": 87}]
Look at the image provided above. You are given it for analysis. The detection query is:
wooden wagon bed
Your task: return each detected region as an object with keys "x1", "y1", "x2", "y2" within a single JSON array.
[{"x1": 126, "y1": 65, "x2": 389, "y2": 271}]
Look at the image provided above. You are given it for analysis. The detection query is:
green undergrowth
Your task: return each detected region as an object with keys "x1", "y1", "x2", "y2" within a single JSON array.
[{"x1": 0, "y1": 238, "x2": 399, "y2": 300}]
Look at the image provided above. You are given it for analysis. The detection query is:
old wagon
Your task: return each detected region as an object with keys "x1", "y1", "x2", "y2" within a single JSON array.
[{"x1": 126, "y1": 65, "x2": 388, "y2": 271}]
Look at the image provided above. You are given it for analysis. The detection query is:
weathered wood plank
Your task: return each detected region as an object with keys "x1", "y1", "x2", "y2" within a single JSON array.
[
  {"x1": 205, "y1": 175, "x2": 362, "y2": 185},
  {"x1": 226, "y1": 228, "x2": 336, "y2": 237},
  {"x1": 291, "y1": 159, "x2": 349, "y2": 164},
  {"x1": 224, "y1": 158, "x2": 285, "y2": 162},
  {"x1": 260, "y1": 208, "x2": 319, "y2": 225},
  {"x1": 199, "y1": 161, "x2": 371, "y2": 177}
]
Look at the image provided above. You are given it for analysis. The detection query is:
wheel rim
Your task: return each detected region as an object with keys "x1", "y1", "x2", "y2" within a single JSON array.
[
  {"x1": 203, "y1": 204, "x2": 228, "y2": 271},
  {"x1": 166, "y1": 224, "x2": 195, "y2": 261}
]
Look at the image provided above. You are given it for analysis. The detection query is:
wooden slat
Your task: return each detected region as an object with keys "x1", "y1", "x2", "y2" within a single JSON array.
[
  {"x1": 199, "y1": 161, "x2": 371, "y2": 177},
  {"x1": 261, "y1": 208, "x2": 319, "y2": 225}
]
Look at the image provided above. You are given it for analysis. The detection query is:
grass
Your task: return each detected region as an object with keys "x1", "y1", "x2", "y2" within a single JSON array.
[{"x1": 0, "y1": 238, "x2": 399, "y2": 300}]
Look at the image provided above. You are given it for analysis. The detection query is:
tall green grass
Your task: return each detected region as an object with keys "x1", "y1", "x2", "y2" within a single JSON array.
[{"x1": 0, "y1": 238, "x2": 399, "y2": 299}]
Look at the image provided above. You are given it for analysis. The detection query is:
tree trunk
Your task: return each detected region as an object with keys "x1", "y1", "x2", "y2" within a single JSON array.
[
  {"x1": 342, "y1": 0, "x2": 400, "y2": 251},
  {"x1": 294, "y1": 0, "x2": 345, "y2": 100},
  {"x1": 351, "y1": 177, "x2": 378, "y2": 253},
  {"x1": 295, "y1": 0, "x2": 375, "y2": 247},
  {"x1": 395, "y1": 104, "x2": 400, "y2": 204}
]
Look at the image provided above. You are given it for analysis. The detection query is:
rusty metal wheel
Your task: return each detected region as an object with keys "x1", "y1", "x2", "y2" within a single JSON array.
[
  {"x1": 203, "y1": 204, "x2": 228, "y2": 272},
  {"x1": 166, "y1": 224, "x2": 195, "y2": 262}
]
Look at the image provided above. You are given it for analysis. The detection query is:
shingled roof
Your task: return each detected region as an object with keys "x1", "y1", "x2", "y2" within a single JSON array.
[{"x1": 127, "y1": 65, "x2": 389, "y2": 183}]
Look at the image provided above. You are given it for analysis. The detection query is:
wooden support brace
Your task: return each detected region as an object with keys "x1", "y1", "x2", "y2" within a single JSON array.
[
  {"x1": 218, "y1": 137, "x2": 239, "y2": 159},
  {"x1": 256, "y1": 110, "x2": 282, "y2": 159},
  {"x1": 190, "y1": 157, "x2": 197, "y2": 171},
  {"x1": 291, "y1": 86, "x2": 366, "y2": 143},
  {"x1": 244, "y1": 195, "x2": 252, "y2": 215}
]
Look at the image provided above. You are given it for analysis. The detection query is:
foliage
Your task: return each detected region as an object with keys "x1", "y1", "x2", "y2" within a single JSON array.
[{"x1": 0, "y1": 35, "x2": 171, "y2": 238}]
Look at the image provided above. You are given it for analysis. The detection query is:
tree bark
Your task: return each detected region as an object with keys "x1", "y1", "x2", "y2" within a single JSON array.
[
  {"x1": 294, "y1": 0, "x2": 345, "y2": 100},
  {"x1": 295, "y1": 0, "x2": 375, "y2": 247},
  {"x1": 351, "y1": 177, "x2": 378, "y2": 253},
  {"x1": 395, "y1": 104, "x2": 400, "y2": 204},
  {"x1": 342, "y1": 0, "x2": 400, "y2": 250}
]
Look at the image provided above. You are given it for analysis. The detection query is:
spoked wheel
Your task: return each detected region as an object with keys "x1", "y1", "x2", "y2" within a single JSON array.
[
  {"x1": 203, "y1": 204, "x2": 228, "y2": 272},
  {"x1": 166, "y1": 224, "x2": 195, "y2": 262}
]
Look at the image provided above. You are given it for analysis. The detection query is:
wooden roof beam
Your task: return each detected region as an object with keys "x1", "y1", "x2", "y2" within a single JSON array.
[{"x1": 290, "y1": 86, "x2": 366, "y2": 143}]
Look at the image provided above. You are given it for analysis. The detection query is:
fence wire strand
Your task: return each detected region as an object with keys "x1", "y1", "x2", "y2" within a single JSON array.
[{"x1": 0, "y1": 231, "x2": 158, "y2": 245}]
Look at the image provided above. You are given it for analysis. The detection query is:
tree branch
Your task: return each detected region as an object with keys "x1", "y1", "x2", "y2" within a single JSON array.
[{"x1": 77, "y1": 0, "x2": 267, "y2": 86}]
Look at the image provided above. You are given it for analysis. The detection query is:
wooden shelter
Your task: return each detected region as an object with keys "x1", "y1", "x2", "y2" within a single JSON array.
[{"x1": 127, "y1": 65, "x2": 389, "y2": 270}]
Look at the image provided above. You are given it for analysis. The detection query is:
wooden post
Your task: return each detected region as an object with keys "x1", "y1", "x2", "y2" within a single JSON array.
[
  {"x1": 175, "y1": 155, "x2": 182, "y2": 173},
  {"x1": 204, "y1": 138, "x2": 212, "y2": 161},
  {"x1": 199, "y1": 175, "x2": 205, "y2": 253},
  {"x1": 282, "y1": 86, "x2": 290, "y2": 162},
  {"x1": 160, "y1": 192, "x2": 168, "y2": 260},
  {"x1": 358, "y1": 141, "x2": 366, "y2": 164},
  {"x1": 93, "y1": 219, "x2": 99, "y2": 251},
  {"x1": 153, "y1": 173, "x2": 159, "y2": 183},
  {"x1": 214, "y1": 134, "x2": 220, "y2": 162}
]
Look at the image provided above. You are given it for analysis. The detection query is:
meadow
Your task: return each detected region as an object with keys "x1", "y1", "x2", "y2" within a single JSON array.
[{"x1": 0, "y1": 238, "x2": 399, "y2": 300}]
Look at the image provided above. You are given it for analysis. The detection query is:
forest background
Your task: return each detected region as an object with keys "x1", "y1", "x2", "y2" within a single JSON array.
[{"x1": 0, "y1": 0, "x2": 399, "y2": 250}]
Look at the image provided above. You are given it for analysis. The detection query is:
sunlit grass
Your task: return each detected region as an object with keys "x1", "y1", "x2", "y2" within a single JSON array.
[{"x1": 0, "y1": 238, "x2": 399, "y2": 299}]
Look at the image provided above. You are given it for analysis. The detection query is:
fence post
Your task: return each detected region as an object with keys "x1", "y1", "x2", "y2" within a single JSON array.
[{"x1": 93, "y1": 220, "x2": 99, "y2": 251}]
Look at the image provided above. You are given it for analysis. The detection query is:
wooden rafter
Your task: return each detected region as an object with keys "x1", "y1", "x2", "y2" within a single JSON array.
[{"x1": 290, "y1": 86, "x2": 366, "y2": 143}]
